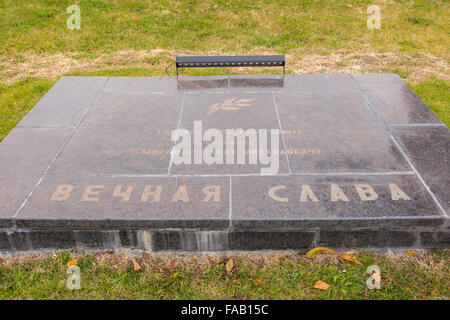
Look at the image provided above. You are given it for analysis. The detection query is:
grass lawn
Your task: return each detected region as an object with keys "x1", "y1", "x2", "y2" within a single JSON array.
[
  {"x1": 0, "y1": 249, "x2": 448, "y2": 299},
  {"x1": 0, "y1": 0, "x2": 448, "y2": 56}
]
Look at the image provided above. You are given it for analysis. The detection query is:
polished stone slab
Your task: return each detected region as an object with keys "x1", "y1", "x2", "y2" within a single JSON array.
[
  {"x1": 104, "y1": 74, "x2": 359, "y2": 94},
  {"x1": 353, "y1": 74, "x2": 442, "y2": 125},
  {"x1": 48, "y1": 93, "x2": 183, "y2": 176},
  {"x1": 275, "y1": 91, "x2": 410, "y2": 173},
  {"x1": 231, "y1": 175, "x2": 443, "y2": 228},
  {"x1": 393, "y1": 126, "x2": 449, "y2": 212},
  {"x1": 0, "y1": 74, "x2": 448, "y2": 251},
  {"x1": 171, "y1": 92, "x2": 289, "y2": 174},
  {"x1": 318, "y1": 229, "x2": 419, "y2": 248},
  {"x1": 17, "y1": 176, "x2": 230, "y2": 229},
  {"x1": 230, "y1": 74, "x2": 358, "y2": 93},
  {"x1": 18, "y1": 77, "x2": 108, "y2": 128},
  {"x1": 3, "y1": 228, "x2": 449, "y2": 252},
  {"x1": 105, "y1": 76, "x2": 230, "y2": 94},
  {"x1": 0, "y1": 127, "x2": 70, "y2": 226}
]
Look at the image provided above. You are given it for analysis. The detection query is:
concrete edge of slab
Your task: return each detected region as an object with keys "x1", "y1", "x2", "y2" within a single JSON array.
[
  {"x1": 10, "y1": 215, "x2": 447, "y2": 230},
  {"x1": 1, "y1": 226, "x2": 449, "y2": 253}
]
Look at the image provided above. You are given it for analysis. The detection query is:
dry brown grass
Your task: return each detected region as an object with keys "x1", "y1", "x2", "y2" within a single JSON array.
[
  {"x1": 1, "y1": 50, "x2": 448, "y2": 85},
  {"x1": 0, "y1": 247, "x2": 445, "y2": 267}
]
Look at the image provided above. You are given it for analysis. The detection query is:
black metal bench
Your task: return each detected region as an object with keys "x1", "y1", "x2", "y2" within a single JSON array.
[{"x1": 175, "y1": 55, "x2": 285, "y2": 77}]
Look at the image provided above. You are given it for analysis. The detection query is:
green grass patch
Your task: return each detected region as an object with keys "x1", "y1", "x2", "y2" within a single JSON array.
[
  {"x1": 0, "y1": 0, "x2": 448, "y2": 57},
  {"x1": 0, "y1": 250, "x2": 448, "y2": 299},
  {"x1": 71, "y1": 52, "x2": 100, "y2": 59},
  {"x1": 407, "y1": 17, "x2": 433, "y2": 26},
  {"x1": 409, "y1": 77, "x2": 450, "y2": 126}
]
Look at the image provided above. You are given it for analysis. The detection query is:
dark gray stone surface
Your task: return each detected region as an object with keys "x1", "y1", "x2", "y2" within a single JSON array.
[
  {"x1": 119, "y1": 230, "x2": 139, "y2": 248},
  {"x1": 393, "y1": 127, "x2": 449, "y2": 212},
  {"x1": 48, "y1": 93, "x2": 183, "y2": 176},
  {"x1": 0, "y1": 232, "x2": 9, "y2": 250},
  {"x1": 177, "y1": 77, "x2": 230, "y2": 91},
  {"x1": 28, "y1": 231, "x2": 76, "y2": 249},
  {"x1": 18, "y1": 77, "x2": 108, "y2": 128},
  {"x1": 0, "y1": 127, "x2": 70, "y2": 226},
  {"x1": 105, "y1": 74, "x2": 360, "y2": 94},
  {"x1": 318, "y1": 229, "x2": 419, "y2": 248},
  {"x1": 1, "y1": 228, "x2": 447, "y2": 252},
  {"x1": 152, "y1": 230, "x2": 228, "y2": 251},
  {"x1": 230, "y1": 74, "x2": 358, "y2": 93},
  {"x1": 353, "y1": 74, "x2": 442, "y2": 125},
  {"x1": 228, "y1": 230, "x2": 315, "y2": 250},
  {"x1": 229, "y1": 75, "x2": 285, "y2": 89},
  {"x1": 275, "y1": 91, "x2": 409, "y2": 173},
  {"x1": 17, "y1": 176, "x2": 230, "y2": 229},
  {"x1": 0, "y1": 75, "x2": 448, "y2": 251},
  {"x1": 420, "y1": 231, "x2": 450, "y2": 248},
  {"x1": 105, "y1": 76, "x2": 231, "y2": 94},
  {"x1": 73, "y1": 230, "x2": 120, "y2": 249},
  {"x1": 230, "y1": 217, "x2": 446, "y2": 230},
  {"x1": 8, "y1": 232, "x2": 29, "y2": 251},
  {"x1": 172, "y1": 91, "x2": 289, "y2": 174},
  {"x1": 231, "y1": 175, "x2": 443, "y2": 228}
]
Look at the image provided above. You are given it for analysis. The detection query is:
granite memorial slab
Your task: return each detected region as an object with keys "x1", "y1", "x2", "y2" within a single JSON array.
[
  {"x1": 275, "y1": 91, "x2": 409, "y2": 173},
  {"x1": 17, "y1": 175, "x2": 230, "y2": 229},
  {"x1": 0, "y1": 74, "x2": 448, "y2": 251},
  {"x1": 48, "y1": 92, "x2": 184, "y2": 176},
  {"x1": 231, "y1": 174, "x2": 443, "y2": 229},
  {"x1": 0, "y1": 127, "x2": 71, "y2": 227},
  {"x1": 171, "y1": 91, "x2": 289, "y2": 174},
  {"x1": 392, "y1": 126, "x2": 449, "y2": 212},
  {"x1": 352, "y1": 74, "x2": 444, "y2": 125},
  {"x1": 18, "y1": 76, "x2": 108, "y2": 128}
]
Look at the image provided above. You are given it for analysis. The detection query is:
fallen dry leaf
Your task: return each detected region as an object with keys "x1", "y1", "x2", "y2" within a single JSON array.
[
  {"x1": 306, "y1": 247, "x2": 337, "y2": 258},
  {"x1": 405, "y1": 250, "x2": 417, "y2": 257},
  {"x1": 67, "y1": 259, "x2": 77, "y2": 267},
  {"x1": 226, "y1": 258, "x2": 234, "y2": 273},
  {"x1": 340, "y1": 253, "x2": 362, "y2": 265},
  {"x1": 132, "y1": 259, "x2": 141, "y2": 271},
  {"x1": 314, "y1": 280, "x2": 330, "y2": 290}
]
